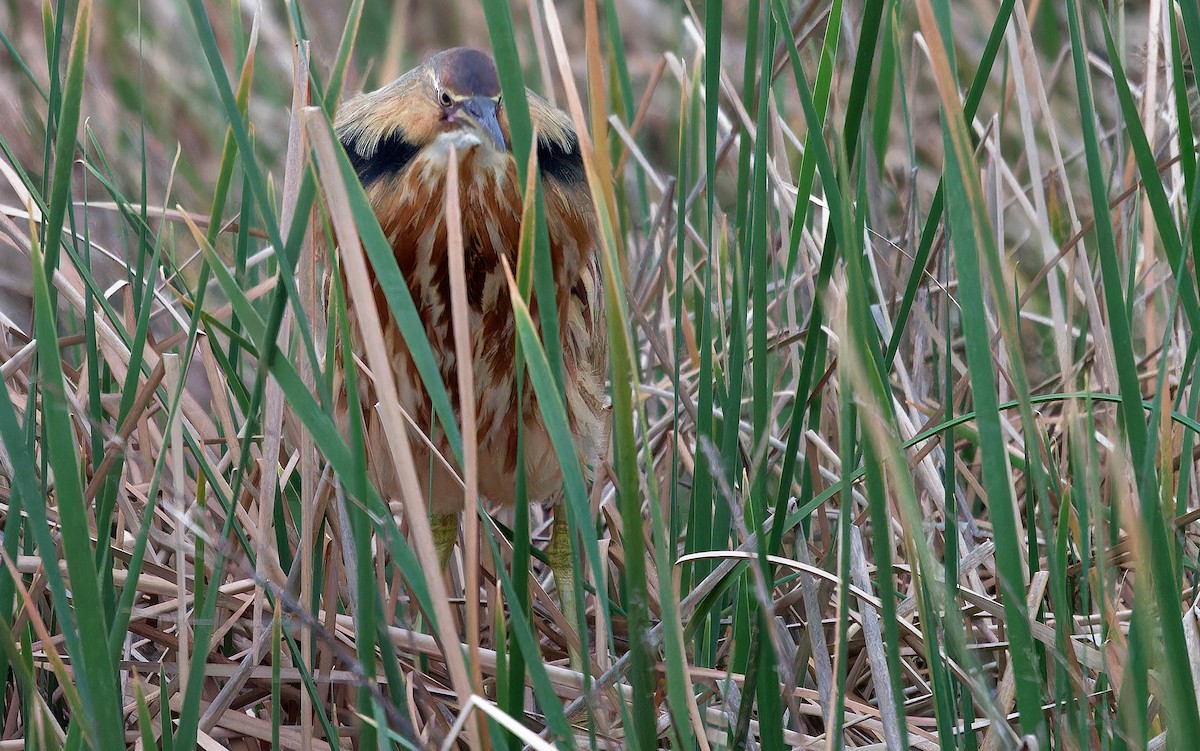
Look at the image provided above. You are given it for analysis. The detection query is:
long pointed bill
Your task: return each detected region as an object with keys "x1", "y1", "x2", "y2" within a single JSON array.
[{"x1": 459, "y1": 97, "x2": 505, "y2": 150}]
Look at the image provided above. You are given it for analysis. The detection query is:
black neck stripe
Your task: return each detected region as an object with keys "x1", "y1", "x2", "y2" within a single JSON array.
[
  {"x1": 343, "y1": 130, "x2": 421, "y2": 185},
  {"x1": 537, "y1": 132, "x2": 585, "y2": 186}
]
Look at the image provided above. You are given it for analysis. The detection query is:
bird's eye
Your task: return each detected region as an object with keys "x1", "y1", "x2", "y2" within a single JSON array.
[{"x1": 439, "y1": 90, "x2": 453, "y2": 107}]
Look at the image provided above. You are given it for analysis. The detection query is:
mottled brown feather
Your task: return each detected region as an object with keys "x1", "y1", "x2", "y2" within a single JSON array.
[{"x1": 334, "y1": 49, "x2": 608, "y2": 514}]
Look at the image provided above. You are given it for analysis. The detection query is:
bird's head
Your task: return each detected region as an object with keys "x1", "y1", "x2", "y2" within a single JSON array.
[
  {"x1": 336, "y1": 48, "x2": 582, "y2": 189},
  {"x1": 424, "y1": 48, "x2": 506, "y2": 151}
]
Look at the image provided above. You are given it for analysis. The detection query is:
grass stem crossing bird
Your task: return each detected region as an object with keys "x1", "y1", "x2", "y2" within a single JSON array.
[{"x1": 333, "y1": 48, "x2": 608, "y2": 653}]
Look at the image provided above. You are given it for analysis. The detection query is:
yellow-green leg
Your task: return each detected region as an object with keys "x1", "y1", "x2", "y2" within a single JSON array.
[
  {"x1": 431, "y1": 512, "x2": 459, "y2": 568},
  {"x1": 548, "y1": 511, "x2": 583, "y2": 668}
]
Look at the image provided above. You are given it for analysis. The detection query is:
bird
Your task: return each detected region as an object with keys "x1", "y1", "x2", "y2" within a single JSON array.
[{"x1": 333, "y1": 48, "x2": 608, "y2": 643}]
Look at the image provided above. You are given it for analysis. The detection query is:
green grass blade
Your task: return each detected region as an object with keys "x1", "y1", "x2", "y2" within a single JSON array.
[{"x1": 29, "y1": 232, "x2": 124, "y2": 749}]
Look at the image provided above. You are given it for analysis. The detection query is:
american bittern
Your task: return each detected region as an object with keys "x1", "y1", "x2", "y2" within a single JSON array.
[{"x1": 334, "y1": 48, "x2": 608, "y2": 642}]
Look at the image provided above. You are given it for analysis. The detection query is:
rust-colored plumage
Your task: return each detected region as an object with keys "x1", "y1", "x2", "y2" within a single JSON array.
[{"x1": 334, "y1": 49, "x2": 607, "y2": 536}]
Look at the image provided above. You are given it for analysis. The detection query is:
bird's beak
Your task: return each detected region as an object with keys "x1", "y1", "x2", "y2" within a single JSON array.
[{"x1": 458, "y1": 96, "x2": 506, "y2": 151}]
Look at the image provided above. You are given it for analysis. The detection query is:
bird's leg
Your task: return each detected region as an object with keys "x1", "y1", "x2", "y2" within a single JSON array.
[
  {"x1": 431, "y1": 512, "x2": 459, "y2": 569},
  {"x1": 548, "y1": 510, "x2": 583, "y2": 668}
]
